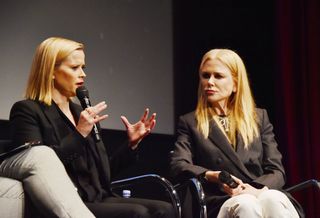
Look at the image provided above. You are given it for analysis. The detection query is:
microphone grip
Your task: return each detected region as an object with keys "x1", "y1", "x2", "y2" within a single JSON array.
[
  {"x1": 92, "y1": 123, "x2": 101, "y2": 142},
  {"x1": 81, "y1": 97, "x2": 101, "y2": 142},
  {"x1": 219, "y1": 171, "x2": 239, "y2": 189}
]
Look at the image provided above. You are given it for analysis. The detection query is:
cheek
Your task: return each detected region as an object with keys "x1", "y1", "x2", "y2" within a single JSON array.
[
  {"x1": 54, "y1": 72, "x2": 75, "y2": 89},
  {"x1": 222, "y1": 79, "x2": 235, "y2": 91},
  {"x1": 60, "y1": 72, "x2": 75, "y2": 82},
  {"x1": 200, "y1": 79, "x2": 208, "y2": 88}
]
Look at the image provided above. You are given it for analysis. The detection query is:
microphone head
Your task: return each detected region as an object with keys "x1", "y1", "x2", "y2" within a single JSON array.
[
  {"x1": 76, "y1": 86, "x2": 89, "y2": 100},
  {"x1": 219, "y1": 171, "x2": 232, "y2": 183},
  {"x1": 219, "y1": 170, "x2": 239, "y2": 188}
]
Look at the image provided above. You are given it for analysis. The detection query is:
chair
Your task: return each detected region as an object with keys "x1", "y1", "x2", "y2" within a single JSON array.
[
  {"x1": 175, "y1": 177, "x2": 320, "y2": 218},
  {"x1": 111, "y1": 174, "x2": 182, "y2": 218},
  {"x1": 285, "y1": 179, "x2": 320, "y2": 193},
  {"x1": 174, "y1": 178, "x2": 207, "y2": 218}
]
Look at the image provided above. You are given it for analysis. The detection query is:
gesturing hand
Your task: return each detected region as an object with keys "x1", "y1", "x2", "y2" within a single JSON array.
[
  {"x1": 120, "y1": 108, "x2": 156, "y2": 149},
  {"x1": 76, "y1": 101, "x2": 108, "y2": 138}
]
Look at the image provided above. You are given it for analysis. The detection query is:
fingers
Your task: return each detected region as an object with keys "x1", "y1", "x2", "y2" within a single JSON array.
[
  {"x1": 120, "y1": 116, "x2": 130, "y2": 129},
  {"x1": 222, "y1": 184, "x2": 234, "y2": 196},
  {"x1": 231, "y1": 175, "x2": 243, "y2": 186},
  {"x1": 83, "y1": 101, "x2": 108, "y2": 123},
  {"x1": 94, "y1": 114, "x2": 109, "y2": 123},
  {"x1": 148, "y1": 117, "x2": 156, "y2": 131},
  {"x1": 140, "y1": 108, "x2": 150, "y2": 123},
  {"x1": 121, "y1": 108, "x2": 156, "y2": 132},
  {"x1": 141, "y1": 107, "x2": 156, "y2": 124},
  {"x1": 150, "y1": 112, "x2": 156, "y2": 122},
  {"x1": 147, "y1": 112, "x2": 156, "y2": 123},
  {"x1": 85, "y1": 101, "x2": 107, "y2": 116},
  {"x1": 222, "y1": 183, "x2": 243, "y2": 196}
]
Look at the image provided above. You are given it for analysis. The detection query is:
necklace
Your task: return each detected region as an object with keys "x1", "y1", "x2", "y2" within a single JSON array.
[{"x1": 217, "y1": 115, "x2": 230, "y2": 133}]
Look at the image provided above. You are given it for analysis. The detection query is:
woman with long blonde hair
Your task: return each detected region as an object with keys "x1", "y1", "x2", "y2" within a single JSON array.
[{"x1": 170, "y1": 49, "x2": 303, "y2": 217}]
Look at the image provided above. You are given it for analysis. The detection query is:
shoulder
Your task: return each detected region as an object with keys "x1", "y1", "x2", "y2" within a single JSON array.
[
  {"x1": 255, "y1": 107, "x2": 269, "y2": 117},
  {"x1": 255, "y1": 107, "x2": 272, "y2": 127},
  {"x1": 10, "y1": 99, "x2": 41, "y2": 113},
  {"x1": 177, "y1": 111, "x2": 197, "y2": 129},
  {"x1": 179, "y1": 111, "x2": 196, "y2": 122},
  {"x1": 9, "y1": 99, "x2": 48, "y2": 121},
  {"x1": 255, "y1": 108, "x2": 266, "y2": 118}
]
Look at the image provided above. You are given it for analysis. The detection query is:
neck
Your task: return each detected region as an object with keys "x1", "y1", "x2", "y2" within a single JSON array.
[
  {"x1": 211, "y1": 101, "x2": 229, "y2": 116},
  {"x1": 52, "y1": 89, "x2": 70, "y2": 110}
]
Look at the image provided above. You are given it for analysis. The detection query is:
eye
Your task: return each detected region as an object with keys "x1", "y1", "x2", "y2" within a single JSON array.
[
  {"x1": 214, "y1": 73, "x2": 224, "y2": 79},
  {"x1": 201, "y1": 72, "x2": 211, "y2": 79}
]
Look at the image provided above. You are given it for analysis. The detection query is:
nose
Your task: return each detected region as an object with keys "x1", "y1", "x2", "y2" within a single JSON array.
[
  {"x1": 79, "y1": 68, "x2": 86, "y2": 78},
  {"x1": 208, "y1": 75, "x2": 215, "y2": 85}
]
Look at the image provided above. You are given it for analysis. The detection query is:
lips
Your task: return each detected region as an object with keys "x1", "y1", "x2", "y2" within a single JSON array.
[{"x1": 205, "y1": 90, "x2": 216, "y2": 94}]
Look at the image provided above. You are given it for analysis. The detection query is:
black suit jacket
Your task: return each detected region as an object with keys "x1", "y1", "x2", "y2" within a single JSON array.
[
  {"x1": 170, "y1": 108, "x2": 304, "y2": 217},
  {"x1": 9, "y1": 99, "x2": 136, "y2": 201}
]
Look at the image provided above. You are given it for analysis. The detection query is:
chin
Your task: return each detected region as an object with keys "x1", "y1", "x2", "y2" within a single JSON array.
[{"x1": 206, "y1": 96, "x2": 219, "y2": 104}]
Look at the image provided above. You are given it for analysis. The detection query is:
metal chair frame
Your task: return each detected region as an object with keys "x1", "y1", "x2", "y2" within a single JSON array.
[
  {"x1": 111, "y1": 174, "x2": 182, "y2": 218},
  {"x1": 175, "y1": 177, "x2": 320, "y2": 218}
]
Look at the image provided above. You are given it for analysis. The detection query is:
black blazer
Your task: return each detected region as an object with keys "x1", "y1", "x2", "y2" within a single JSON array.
[
  {"x1": 170, "y1": 108, "x2": 304, "y2": 217},
  {"x1": 9, "y1": 99, "x2": 136, "y2": 201}
]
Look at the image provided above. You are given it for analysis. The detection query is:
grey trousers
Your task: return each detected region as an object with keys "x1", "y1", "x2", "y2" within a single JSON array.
[
  {"x1": 0, "y1": 177, "x2": 24, "y2": 218},
  {"x1": 0, "y1": 146, "x2": 95, "y2": 218}
]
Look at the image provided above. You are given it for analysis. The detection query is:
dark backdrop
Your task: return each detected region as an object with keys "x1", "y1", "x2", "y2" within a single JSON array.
[{"x1": 173, "y1": 1, "x2": 276, "y2": 122}]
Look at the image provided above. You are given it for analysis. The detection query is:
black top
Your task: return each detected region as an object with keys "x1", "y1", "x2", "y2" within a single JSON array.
[
  {"x1": 9, "y1": 99, "x2": 136, "y2": 202},
  {"x1": 55, "y1": 103, "x2": 107, "y2": 201}
]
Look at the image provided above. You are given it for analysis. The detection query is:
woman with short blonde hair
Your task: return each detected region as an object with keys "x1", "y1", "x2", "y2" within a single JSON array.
[
  {"x1": 25, "y1": 37, "x2": 84, "y2": 105},
  {"x1": 10, "y1": 36, "x2": 174, "y2": 218}
]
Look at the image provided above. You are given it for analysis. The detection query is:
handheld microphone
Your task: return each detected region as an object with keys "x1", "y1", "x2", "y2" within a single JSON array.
[
  {"x1": 218, "y1": 171, "x2": 239, "y2": 188},
  {"x1": 76, "y1": 86, "x2": 101, "y2": 142}
]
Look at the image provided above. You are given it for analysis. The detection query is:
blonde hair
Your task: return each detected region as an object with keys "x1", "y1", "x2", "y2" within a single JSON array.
[
  {"x1": 25, "y1": 37, "x2": 84, "y2": 105},
  {"x1": 195, "y1": 49, "x2": 259, "y2": 148}
]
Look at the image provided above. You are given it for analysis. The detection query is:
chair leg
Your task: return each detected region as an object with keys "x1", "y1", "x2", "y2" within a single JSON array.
[{"x1": 189, "y1": 178, "x2": 207, "y2": 218}]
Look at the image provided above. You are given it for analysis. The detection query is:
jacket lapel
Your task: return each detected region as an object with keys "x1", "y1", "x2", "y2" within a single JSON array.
[
  {"x1": 208, "y1": 120, "x2": 254, "y2": 179},
  {"x1": 40, "y1": 102, "x2": 63, "y2": 142}
]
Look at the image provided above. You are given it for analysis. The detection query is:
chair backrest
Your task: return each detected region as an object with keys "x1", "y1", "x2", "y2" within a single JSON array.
[{"x1": 285, "y1": 179, "x2": 320, "y2": 193}]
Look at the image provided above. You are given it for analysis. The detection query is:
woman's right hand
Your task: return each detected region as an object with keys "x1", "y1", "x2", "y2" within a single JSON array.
[
  {"x1": 205, "y1": 170, "x2": 244, "y2": 196},
  {"x1": 204, "y1": 170, "x2": 220, "y2": 183},
  {"x1": 76, "y1": 101, "x2": 108, "y2": 137}
]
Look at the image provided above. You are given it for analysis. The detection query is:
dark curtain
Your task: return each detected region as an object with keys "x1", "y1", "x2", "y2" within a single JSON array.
[{"x1": 275, "y1": 0, "x2": 320, "y2": 217}]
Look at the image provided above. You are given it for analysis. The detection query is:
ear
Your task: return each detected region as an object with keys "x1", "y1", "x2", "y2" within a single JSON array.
[{"x1": 232, "y1": 81, "x2": 237, "y2": 93}]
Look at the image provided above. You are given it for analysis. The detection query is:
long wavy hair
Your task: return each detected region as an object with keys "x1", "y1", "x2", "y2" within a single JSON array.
[
  {"x1": 195, "y1": 49, "x2": 259, "y2": 148},
  {"x1": 25, "y1": 37, "x2": 84, "y2": 105}
]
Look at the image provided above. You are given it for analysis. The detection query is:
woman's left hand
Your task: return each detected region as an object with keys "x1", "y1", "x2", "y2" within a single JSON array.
[
  {"x1": 236, "y1": 183, "x2": 269, "y2": 197},
  {"x1": 120, "y1": 108, "x2": 156, "y2": 149}
]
